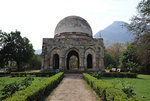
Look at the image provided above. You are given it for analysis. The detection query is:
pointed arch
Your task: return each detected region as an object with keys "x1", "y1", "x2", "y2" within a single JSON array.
[
  {"x1": 87, "y1": 54, "x2": 92, "y2": 68},
  {"x1": 85, "y1": 48, "x2": 96, "y2": 69}
]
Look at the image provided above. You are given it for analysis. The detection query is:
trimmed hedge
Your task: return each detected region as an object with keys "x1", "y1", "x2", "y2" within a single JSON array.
[
  {"x1": 88, "y1": 72, "x2": 137, "y2": 79},
  {"x1": 4, "y1": 72, "x2": 64, "y2": 101},
  {"x1": 11, "y1": 71, "x2": 56, "y2": 77},
  {"x1": 0, "y1": 73, "x2": 10, "y2": 77},
  {"x1": 83, "y1": 73, "x2": 128, "y2": 101}
]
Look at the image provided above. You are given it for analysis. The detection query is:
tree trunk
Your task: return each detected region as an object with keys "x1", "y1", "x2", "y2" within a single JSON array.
[{"x1": 17, "y1": 62, "x2": 21, "y2": 72}]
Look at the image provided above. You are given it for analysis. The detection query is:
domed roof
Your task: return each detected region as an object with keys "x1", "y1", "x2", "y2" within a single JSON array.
[{"x1": 54, "y1": 16, "x2": 93, "y2": 37}]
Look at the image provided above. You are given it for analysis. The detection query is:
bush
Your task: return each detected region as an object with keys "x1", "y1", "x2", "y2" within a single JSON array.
[
  {"x1": 88, "y1": 72, "x2": 137, "y2": 79},
  {"x1": 4, "y1": 72, "x2": 64, "y2": 101},
  {"x1": 11, "y1": 71, "x2": 56, "y2": 77},
  {"x1": 1, "y1": 77, "x2": 34, "y2": 100},
  {"x1": 106, "y1": 88, "x2": 127, "y2": 101},
  {"x1": 119, "y1": 80, "x2": 136, "y2": 98},
  {"x1": 83, "y1": 73, "x2": 128, "y2": 101}
]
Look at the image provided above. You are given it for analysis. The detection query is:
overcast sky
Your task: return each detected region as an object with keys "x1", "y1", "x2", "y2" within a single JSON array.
[{"x1": 0, "y1": 0, "x2": 141, "y2": 50}]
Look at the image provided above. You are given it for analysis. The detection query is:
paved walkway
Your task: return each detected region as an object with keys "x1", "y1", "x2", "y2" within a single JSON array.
[{"x1": 45, "y1": 74, "x2": 100, "y2": 101}]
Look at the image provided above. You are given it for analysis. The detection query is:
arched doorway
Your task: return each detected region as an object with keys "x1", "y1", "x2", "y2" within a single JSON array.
[
  {"x1": 53, "y1": 54, "x2": 59, "y2": 69},
  {"x1": 87, "y1": 54, "x2": 92, "y2": 69},
  {"x1": 67, "y1": 50, "x2": 79, "y2": 70}
]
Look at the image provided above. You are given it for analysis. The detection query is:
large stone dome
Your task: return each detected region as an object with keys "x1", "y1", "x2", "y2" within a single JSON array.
[{"x1": 54, "y1": 16, "x2": 93, "y2": 38}]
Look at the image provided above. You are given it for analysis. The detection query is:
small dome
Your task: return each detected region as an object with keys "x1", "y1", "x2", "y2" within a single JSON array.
[{"x1": 54, "y1": 16, "x2": 93, "y2": 37}]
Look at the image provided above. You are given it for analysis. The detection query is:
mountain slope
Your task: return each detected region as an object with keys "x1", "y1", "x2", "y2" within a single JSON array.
[{"x1": 94, "y1": 21, "x2": 134, "y2": 47}]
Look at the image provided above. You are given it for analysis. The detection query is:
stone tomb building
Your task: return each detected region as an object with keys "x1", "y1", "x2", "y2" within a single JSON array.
[{"x1": 41, "y1": 16, "x2": 105, "y2": 72}]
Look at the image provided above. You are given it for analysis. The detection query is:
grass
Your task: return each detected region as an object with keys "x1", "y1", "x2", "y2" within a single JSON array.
[
  {"x1": 101, "y1": 74, "x2": 150, "y2": 101},
  {"x1": 0, "y1": 76, "x2": 48, "y2": 100}
]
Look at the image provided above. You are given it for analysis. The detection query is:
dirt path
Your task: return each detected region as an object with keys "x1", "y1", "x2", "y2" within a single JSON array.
[{"x1": 45, "y1": 74, "x2": 100, "y2": 101}]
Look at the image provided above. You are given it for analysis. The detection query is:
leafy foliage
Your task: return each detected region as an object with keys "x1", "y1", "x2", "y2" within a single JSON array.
[
  {"x1": 119, "y1": 43, "x2": 140, "y2": 72},
  {"x1": 137, "y1": 0, "x2": 150, "y2": 16},
  {"x1": 69, "y1": 55, "x2": 78, "y2": 69},
  {"x1": 2, "y1": 82, "x2": 20, "y2": 98},
  {"x1": 0, "y1": 30, "x2": 34, "y2": 71},
  {"x1": 26, "y1": 54, "x2": 42, "y2": 70},
  {"x1": 104, "y1": 53, "x2": 117, "y2": 69},
  {"x1": 4, "y1": 72, "x2": 64, "y2": 101},
  {"x1": 83, "y1": 73, "x2": 130, "y2": 101},
  {"x1": 11, "y1": 71, "x2": 56, "y2": 77},
  {"x1": 106, "y1": 43, "x2": 126, "y2": 66},
  {"x1": 116, "y1": 80, "x2": 136, "y2": 98},
  {"x1": 88, "y1": 72, "x2": 137, "y2": 78},
  {"x1": 127, "y1": 0, "x2": 150, "y2": 74},
  {"x1": 1, "y1": 77, "x2": 34, "y2": 99}
]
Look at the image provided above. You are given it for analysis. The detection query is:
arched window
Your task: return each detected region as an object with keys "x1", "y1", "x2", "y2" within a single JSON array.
[
  {"x1": 53, "y1": 54, "x2": 59, "y2": 69},
  {"x1": 87, "y1": 54, "x2": 92, "y2": 69}
]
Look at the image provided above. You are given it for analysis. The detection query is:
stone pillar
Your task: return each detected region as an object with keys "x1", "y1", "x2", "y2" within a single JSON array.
[
  {"x1": 79, "y1": 48, "x2": 85, "y2": 71},
  {"x1": 59, "y1": 48, "x2": 66, "y2": 71},
  {"x1": 41, "y1": 57, "x2": 44, "y2": 71},
  {"x1": 99, "y1": 47, "x2": 105, "y2": 71},
  {"x1": 80, "y1": 56, "x2": 84, "y2": 71},
  {"x1": 95, "y1": 48, "x2": 100, "y2": 70},
  {"x1": 101, "y1": 47, "x2": 105, "y2": 71},
  {"x1": 49, "y1": 55, "x2": 53, "y2": 70},
  {"x1": 60, "y1": 56, "x2": 65, "y2": 71}
]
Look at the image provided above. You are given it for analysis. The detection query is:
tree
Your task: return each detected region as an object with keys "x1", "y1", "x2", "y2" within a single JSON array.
[
  {"x1": 137, "y1": 0, "x2": 150, "y2": 16},
  {"x1": 104, "y1": 52, "x2": 117, "y2": 69},
  {"x1": 69, "y1": 55, "x2": 78, "y2": 69},
  {"x1": 0, "y1": 30, "x2": 34, "y2": 71},
  {"x1": 127, "y1": 0, "x2": 150, "y2": 73},
  {"x1": 106, "y1": 43, "x2": 126, "y2": 66},
  {"x1": 119, "y1": 43, "x2": 140, "y2": 72},
  {"x1": 27, "y1": 54, "x2": 42, "y2": 70}
]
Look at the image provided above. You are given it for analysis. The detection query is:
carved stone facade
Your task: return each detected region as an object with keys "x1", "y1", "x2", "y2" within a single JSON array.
[{"x1": 41, "y1": 16, "x2": 105, "y2": 72}]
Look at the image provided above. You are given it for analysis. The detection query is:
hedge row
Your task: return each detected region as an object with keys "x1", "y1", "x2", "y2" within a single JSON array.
[
  {"x1": 83, "y1": 73, "x2": 137, "y2": 101},
  {"x1": 0, "y1": 73, "x2": 10, "y2": 77},
  {"x1": 88, "y1": 72, "x2": 137, "y2": 79},
  {"x1": 11, "y1": 71, "x2": 56, "y2": 77},
  {"x1": 4, "y1": 72, "x2": 64, "y2": 101}
]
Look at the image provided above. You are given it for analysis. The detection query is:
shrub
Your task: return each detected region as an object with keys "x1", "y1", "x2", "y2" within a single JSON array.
[
  {"x1": 1, "y1": 77, "x2": 34, "y2": 100},
  {"x1": 2, "y1": 82, "x2": 20, "y2": 99},
  {"x1": 11, "y1": 71, "x2": 56, "y2": 77},
  {"x1": 106, "y1": 88, "x2": 127, "y2": 101},
  {"x1": 88, "y1": 72, "x2": 137, "y2": 78},
  {"x1": 4, "y1": 72, "x2": 64, "y2": 101},
  {"x1": 83, "y1": 73, "x2": 128, "y2": 101},
  {"x1": 119, "y1": 80, "x2": 136, "y2": 98}
]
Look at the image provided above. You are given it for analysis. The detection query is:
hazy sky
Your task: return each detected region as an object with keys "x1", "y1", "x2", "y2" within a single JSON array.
[{"x1": 0, "y1": 0, "x2": 141, "y2": 50}]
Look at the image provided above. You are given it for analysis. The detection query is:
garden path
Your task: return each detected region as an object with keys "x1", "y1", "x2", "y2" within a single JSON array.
[{"x1": 45, "y1": 73, "x2": 100, "y2": 101}]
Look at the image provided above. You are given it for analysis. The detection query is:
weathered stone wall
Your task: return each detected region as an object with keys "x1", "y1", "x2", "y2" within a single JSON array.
[{"x1": 41, "y1": 37, "x2": 105, "y2": 72}]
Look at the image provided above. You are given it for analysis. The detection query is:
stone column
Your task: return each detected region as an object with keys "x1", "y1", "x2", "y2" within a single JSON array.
[
  {"x1": 95, "y1": 48, "x2": 100, "y2": 70},
  {"x1": 99, "y1": 47, "x2": 105, "y2": 71},
  {"x1": 79, "y1": 48, "x2": 85, "y2": 71},
  {"x1": 49, "y1": 54, "x2": 53, "y2": 70},
  {"x1": 59, "y1": 48, "x2": 66, "y2": 71},
  {"x1": 41, "y1": 57, "x2": 44, "y2": 71},
  {"x1": 60, "y1": 56, "x2": 65, "y2": 71}
]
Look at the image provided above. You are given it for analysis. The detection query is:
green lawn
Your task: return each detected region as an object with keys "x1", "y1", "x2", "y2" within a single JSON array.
[
  {"x1": 0, "y1": 76, "x2": 48, "y2": 100},
  {"x1": 101, "y1": 74, "x2": 150, "y2": 101}
]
